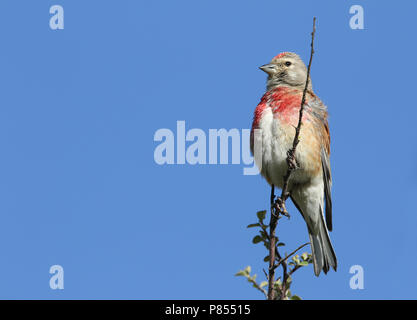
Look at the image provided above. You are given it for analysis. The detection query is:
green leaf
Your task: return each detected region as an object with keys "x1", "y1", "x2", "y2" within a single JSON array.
[
  {"x1": 256, "y1": 210, "x2": 267, "y2": 221},
  {"x1": 247, "y1": 223, "x2": 260, "y2": 228},
  {"x1": 292, "y1": 255, "x2": 300, "y2": 264},
  {"x1": 299, "y1": 261, "x2": 309, "y2": 266},
  {"x1": 263, "y1": 255, "x2": 270, "y2": 262},
  {"x1": 244, "y1": 266, "x2": 251, "y2": 274},
  {"x1": 252, "y1": 235, "x2": 263, "y2": 244},
  {"x1": 277, "y1": 242, "x2": 285, "y2": 247},
  {"x1": 290, "y1": 295, "x2": 302, "y2": 300},
  {"x1": 273, "y1": 279, "x2": 282, "y2": 290},
  {"x1": 260, "y1": 281, "x2": 268, "y2": 288},
  {"x1": 235, "y1": 270, "x2": 246, "y2": 277}
]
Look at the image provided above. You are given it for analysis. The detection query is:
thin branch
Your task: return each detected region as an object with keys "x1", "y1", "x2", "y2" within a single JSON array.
[
  {"x1": 289, "y1": 263, "x2": 305, "y2": 277},
  {"x1": 274, "y1": 242, "x2": 310, "y2": 270},
  {"x1": 267, "y1": 184, "x2": 277, "y2": 299},
  {"x1": 280, "y1": 252, "x2": 288, "y2": 299},
  {"x1": 279, "y1": 17, "x2": 316, "y2": 209},
  {"x1": 251, "y1": 280, "x2": 268, "y2": 298},
  {"x1": 266, "y1": 17, "x2": 317, "y2": 301},
  {"x1": 263, "y1": 268, "x2": 268, "y2": 280}
]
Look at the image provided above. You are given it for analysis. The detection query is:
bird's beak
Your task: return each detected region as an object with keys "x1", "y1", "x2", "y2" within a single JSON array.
[{"x1": 259, "y1": 63, "x2": 276, "y2": 75}]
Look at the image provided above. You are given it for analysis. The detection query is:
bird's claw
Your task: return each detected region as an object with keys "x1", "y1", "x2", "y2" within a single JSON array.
[
  {"x1": 286, "y1": 150, "x2": 298, "y2": 170},
  {"x1": 272, "y1": 197, "x2": 291, "y2": 219}
]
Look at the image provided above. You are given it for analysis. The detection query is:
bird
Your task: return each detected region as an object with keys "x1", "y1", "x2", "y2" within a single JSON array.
[{"x1": 250, "y1": 52, "x2": 337, "y2": 276}]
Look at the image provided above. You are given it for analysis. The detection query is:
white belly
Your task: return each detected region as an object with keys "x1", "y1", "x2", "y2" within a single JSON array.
[{"x1": 253, "y1": 107, "x2": 315, "y2": 188}]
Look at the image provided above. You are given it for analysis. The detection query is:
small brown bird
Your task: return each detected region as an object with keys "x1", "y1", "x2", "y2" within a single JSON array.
[{"x1": 251, "y1": 52, "x2": 337, "y2": 276}]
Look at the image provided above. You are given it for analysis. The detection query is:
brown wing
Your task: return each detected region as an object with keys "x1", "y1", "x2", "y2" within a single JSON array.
[
  {"x1": 309, "y1": 94, "x2": 333, "y2": 231},
  {"x1": 321, "y1": 116, "x2": 332, "y2": 231}
]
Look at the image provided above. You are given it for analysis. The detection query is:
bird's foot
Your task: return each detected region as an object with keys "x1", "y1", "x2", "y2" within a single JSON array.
[
  {"x1": 273, "y1": 197, "x2": 291, "y2": 219},
  {"x1": 286, "y1": 150, "x2": 298, "y2": 171}
]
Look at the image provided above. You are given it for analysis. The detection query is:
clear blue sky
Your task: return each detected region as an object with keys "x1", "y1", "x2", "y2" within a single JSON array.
[{"x1": 0, "y1": 0, "x2": 416, "y2": 299}]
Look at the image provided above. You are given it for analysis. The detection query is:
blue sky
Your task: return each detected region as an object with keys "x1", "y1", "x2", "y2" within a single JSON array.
[{"x1": 0, "y1": 0, "x2": 416, "y2": 299}]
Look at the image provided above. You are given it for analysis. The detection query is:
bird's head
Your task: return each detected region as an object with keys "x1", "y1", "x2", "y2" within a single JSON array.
[{"x1": 259, "y1": 52, "x2": 312, "y2": 91}]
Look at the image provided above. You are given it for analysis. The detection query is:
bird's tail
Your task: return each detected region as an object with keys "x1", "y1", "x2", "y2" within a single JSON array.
[{"x1": 308, "y1": 212, "x2": 337, "y2": 276}]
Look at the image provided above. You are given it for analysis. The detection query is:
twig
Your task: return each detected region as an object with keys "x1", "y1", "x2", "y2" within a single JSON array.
[
  {"x1": 267, "y1": 17, "x2": 316, "y2": 301},
  {"x1": 274, "y1": 242, "x2": 310, "y2": 270},
  {"x1": 289, "y1": 264, "x2": 303, "y2": 277},
  {"x1": 263, "y1": 268, "x2": 268, "y2": 280},
  {"x1": 267, "y1": 184, "x2": 277, "y2": 299},
  {"x1": 279, "y1": 17, "x2": 316, "y2": 210},
  {"x1": 279, "y1": 249, "x2": 288, "y2": 300},
  {"x1": 252, "y1": 280, "x2": 268, "y2": 298}
]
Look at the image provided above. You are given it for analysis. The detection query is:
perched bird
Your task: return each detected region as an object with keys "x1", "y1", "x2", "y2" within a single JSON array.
[{"x1": 250, "y1": 52, "x2": 337, "y2": 276}]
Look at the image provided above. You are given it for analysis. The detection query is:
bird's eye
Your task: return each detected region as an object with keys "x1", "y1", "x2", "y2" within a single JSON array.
[{"x1": 285, "y1": 61, "x2": 292, "y2": 66}]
